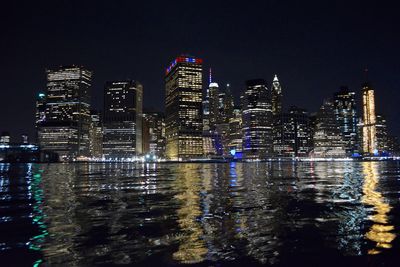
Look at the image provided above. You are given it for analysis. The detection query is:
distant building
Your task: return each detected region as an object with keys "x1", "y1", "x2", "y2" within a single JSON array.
[
  {"x1": 271, "y1": 75, "x2": 282, "y2": 116},
  {"x1": 37, "y1": 66, "x2": 92, "y2": 160},
  {"x1": 274, "y1": 106, "x2": 312, "y2": 157},
  {"x1": 103, "y1": 80, "x2": 143, "y2": 159},
  {"x1": 142, "y1": 112, "x2": 166, "y2": 158},
  {"x1": 362, "y1": 82, "x2": 377, "y2": 155},
  {"x1": 165, "y1": 55, "x2": 203, "y2": 160},
  {"x1": 242, "y1": 79, "x2": 273, "y2": 159},
  {"x1": 313, "y1": 100, "x2": 346, "y2": 158},
  {"x1": 375, "y1": 114, "x2": 388, "y2": 154},
  {"x1": 333, "y1": 86, "x2": 358, "y2": 155},
  {"x1": 89, "y1": 111, "x2": 103, "y2": 158},
  {"x1": 228, "y1": 107, "x2": 243, "y2": 156},
  {"x1": 0, "y1": 132, "x2": 11, "y2": 145}
]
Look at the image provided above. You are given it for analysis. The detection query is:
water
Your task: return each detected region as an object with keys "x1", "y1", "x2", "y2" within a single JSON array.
[{"x1": 1, "y1": 161, "x2": 400, "y2": 266}]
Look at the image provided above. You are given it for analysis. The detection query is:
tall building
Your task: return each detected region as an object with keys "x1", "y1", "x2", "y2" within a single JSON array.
[
  {"x1": 142, "y1": 112, "x2": 166, "y2": 158},
  {"x1": 333, "y1": 86, "x2": 358, "y2": 155},
  {"x1": 37, "y1": 66, "x2": 92, "y2": 160},
  {"x1": 220, "y1": 84, "x2": 234, "y2": 123},
  {"x1": 313, "y1": 100, "x2": 346, "y2": 158},
  {"x1": 375, "y1": 114, "x2": 388, "y2": 154},
  {"x1": 165, "y1": 55, "x2": 203, "y2": 160},
  {"x1": 362, "y1": 82, "x2": 377, "y2": 155},
  {"x1": 35, "y1": 92, "x2": 47, "y2": 139},
  {"x1": 271, "y1": 75, "x2": 282, "y2": 116},
  {"x1": 228, "y1": 107, "x2": 243, "y2": 157},
  {"x1": 242, "y1": 79, "x2": 273, "y2": 159},
  {"x1": 88, "y1": 111, "x2": 103, "y2": 158},
  {"x1": 103, "y1": 80, "x2": 143, "y2": 159},
  {"x1": 208, "y1": 82, "x2": 220, "y2": 129},
  {"x1": 274, "y1": 106, "x2": 312, "y2": 157}
]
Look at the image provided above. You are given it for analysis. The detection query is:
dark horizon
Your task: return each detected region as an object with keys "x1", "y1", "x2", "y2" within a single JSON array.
[{"x1": 1, "y1": 0, "x2": 400, "y2": 141}]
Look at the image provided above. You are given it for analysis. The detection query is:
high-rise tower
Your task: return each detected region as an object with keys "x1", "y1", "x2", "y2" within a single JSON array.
[
  {"x1": 242, "y1": 79, "x2": 273, "y2": 159},
  {"x1": 271, "y1": 74, "x2": 282, "y2": 116},
  {"x1": 362, "y1": 82, "x2": 377, "y2": 155},
  {"x1": 37, "y1": 66, "x2": 92, "y2": 160},
  {"x1": 165, "y1": 56, "x2": 203, "y2": 160},
  {"x1": 333, "y1": 86, "x2": 358, "y2": 155},
  {"x1": 103, "y1": 80, "x2": 143, "y2": 159}
]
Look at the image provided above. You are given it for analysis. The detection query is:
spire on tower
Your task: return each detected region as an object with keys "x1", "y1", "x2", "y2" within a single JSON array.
[
  {"x1": 209, "y1": 68, "x2": 212, "y2": 84},
  {"x1": 273, "y1": 74, "x2": 279, "y2": 82}
]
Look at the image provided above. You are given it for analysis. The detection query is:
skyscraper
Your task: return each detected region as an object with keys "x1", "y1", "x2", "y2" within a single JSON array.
[
  {"x1": 274, "y1": 106, "x2": 312, "y2": 157},
  {"x1": 142, "y1": 112, "x2": 166, "y2": 158},
  {"x1": 228, "y1": 107, "x2": 243, "y2": 157},
  {"x1": 37, "y1": 66, "x2": 92, "y2": 160},
  {"x1": 313, "y1": 99, "x2": 346, "y2": 158},
  {"x1": 271, "y1": 75, "x2": 282, "y2": 116},
  {"x1": 165, "y1": 56, "x2": 203, "y2": 160},
  {"x1": 103, "y1": 80, "x2": 143, "y2": 159},
  {"x1": 362, "y1": 82, "x2": 377, "y2": 155},
  {"x1": 242, "y1": 79, "x2": 273, "y2": 159},
  {"x1": 88, "y1": 111, "x2": 103, "y2": 158},
  {"x1": 333, "y1": 86, "x2": 358, "y2": 155},
  {"x1": 375, "y1": 114, "x2": 388, "y2": 154}
]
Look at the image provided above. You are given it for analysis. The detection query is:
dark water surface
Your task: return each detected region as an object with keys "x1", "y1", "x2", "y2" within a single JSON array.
[{"x1": 1, "y1": 161, "x2": 400, "y2": 266}]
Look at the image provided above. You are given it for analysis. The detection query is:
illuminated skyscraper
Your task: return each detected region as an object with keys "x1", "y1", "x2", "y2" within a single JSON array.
[
  {"x1": 242, "y1": 79, "x2": 273, "y2": 159},
  {"x1": 208, "y1": 82, "x2": 220, "y2": 129},
  {"x1": 37, "y1": 66, "x2": 92, "y2": 160},
  {"x1": 165, "y1": 56, "x2": 203, "y2": 160},
  {"x1": 142, "y1": 112, "x2": 166, "y2": 158},
  {"x1": 271, "y1": 74, "x2": 282, "y2": 116},
  {"x1": 333, "y1": 86, "x2": 358, "y2": 155},
  {"x1": 375, "y1": 114, "x2": 388, "y2": 154},
  {"x1": 313, "y1": 99, "x2": 346, "y2": 158},
  {"x1": 103, "y1": 80, "x2": 143, "y2": 159},
  {"x1": 362, "y1": 82, "x2": 377, "y2": 155},
  {"x1": 228, "y1": 107, "x2": 243, "y2": 157},
  {"x1": 273, "y1": 106, "x2": 312, "y2": 157},
  {"x1": 88, "y1": 111, "x2": 103, "y2": 158}
]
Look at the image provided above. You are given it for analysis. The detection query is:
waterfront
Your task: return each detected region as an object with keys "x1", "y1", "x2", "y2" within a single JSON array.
[{"x1": 1, "y1": 162, "x2": 400, "y2": 266}]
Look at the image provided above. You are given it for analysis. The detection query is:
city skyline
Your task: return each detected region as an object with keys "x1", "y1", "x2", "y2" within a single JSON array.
[{"x1": 1, "y1": 1, "x2": 400, "y2": 140}]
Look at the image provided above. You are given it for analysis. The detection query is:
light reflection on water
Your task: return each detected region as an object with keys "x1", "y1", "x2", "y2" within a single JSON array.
[{"x1": 0, "y1": 161, "x2": 399, "y2": 265}]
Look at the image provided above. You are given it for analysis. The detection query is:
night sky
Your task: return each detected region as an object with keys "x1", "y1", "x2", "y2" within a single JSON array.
[{"x1": 1, "y1": 0, "x2": 400, "y2": 141}]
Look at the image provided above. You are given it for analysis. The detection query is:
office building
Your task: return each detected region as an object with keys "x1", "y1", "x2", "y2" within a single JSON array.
[
  {"x1": 362, "y1": 82, "x2": 377, "y2": 155},
  {"x1": 274, "y1": 106, "x2": 312, "y2": 157},
  {"x1": 242, "y1": 79, "x2": 273, "y2": 159},
  {"x1": 165, "y1": 55, "x2": 203, "y2": 160},
  {"x1": 313, "y1": 99, "x2": 346, "y2": 158},
  {"x1": 37, "y1": 66, "x2": 92, "y2": 160},
  {"x1": 142, "y1": 112, "x2": 166, "y2": 158},
  {"x1": 375, "y1": 114, "x2": 388, "y2": 154},
  {"x1": 271, "y1": 75, "x2": 282, "y2": 116},
  {"x1": 333, "y1": 86, "x2": 358, "y2": 155},
  {"x1": 103, "y1": 80, "x2": 143, "y2": 159},
  {"x1": 228, "y1": 107, "x2": 243, "y2": 157},
  {"x1": 89, "y1": 111, "x2": 103, "y2": 158}
]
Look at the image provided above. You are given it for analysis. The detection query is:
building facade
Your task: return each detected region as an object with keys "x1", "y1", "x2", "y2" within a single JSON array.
[
  {"x1": 142, "y1": 112, "x2": 166, "y2": 158},
  {"x1": 274, "y1": 107, "x2": 312, "y2": 157},
  {"x1": 165, "y1": 56, "x2": 203, "y2": 160},
  {"x1": 37, "y1": 66, "x2": 92, "y2": 160},
  {"x1": 271, "y1": 75, "x2": 282, "y2": 116},
  {"x1": 333, "y1": 86, "x2": 358, "y2": 155},
  {"x1": 103, "y1": 80, "x2": 143, "y2": 159},
  {"x1": 89, "y1": 111, "x2": 103, "y2": 158},
  {"x1": 362, "y1": 82, "x2": 377, "y2": 155},
  {"x1": 313, "y1": 100, "x2": 346, "y2": 158},
  {"x1": 242, "y1": 79, "x2": 273, "y2": 159}
]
